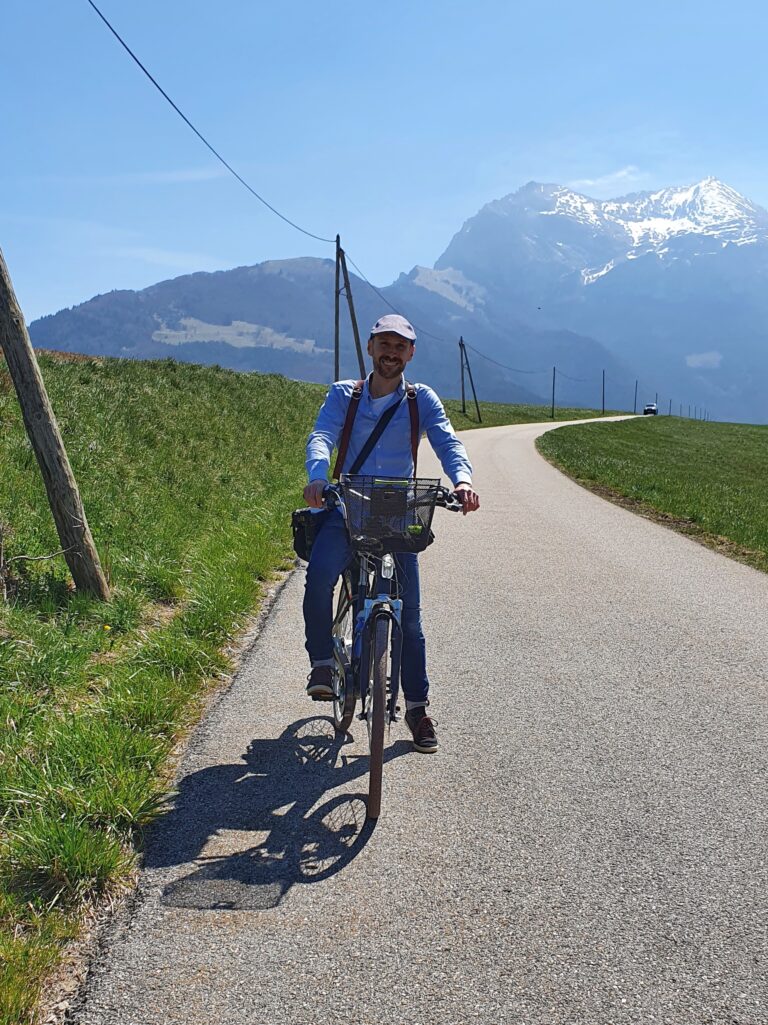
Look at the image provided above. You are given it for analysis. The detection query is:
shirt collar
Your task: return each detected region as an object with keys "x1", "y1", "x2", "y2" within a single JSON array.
[{"x1": 364, "y1": 374, "x2": 405, "y2": 402}]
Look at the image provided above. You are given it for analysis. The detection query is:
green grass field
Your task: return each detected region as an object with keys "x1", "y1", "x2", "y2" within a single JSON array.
[
  {"x1": 0, "y1": 354, "x2": 326, "y2": 1023},
  {"x1": 443, "y1": 399, "x2": 624, "y2": 429},
  {"x1": 537, "y1": 416, "x2": 768, "y2": 573},
  {"x1": 0, "y1": 352, "x2": 620, "y2": 1022}
]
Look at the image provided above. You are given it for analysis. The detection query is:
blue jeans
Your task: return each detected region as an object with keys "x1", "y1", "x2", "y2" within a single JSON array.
[{"x1": 303, "y1": 509, "x2": 429, "y2": 705}]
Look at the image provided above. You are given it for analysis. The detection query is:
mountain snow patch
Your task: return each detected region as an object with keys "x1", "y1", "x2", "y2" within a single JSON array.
[
  {"x1": 152, "y1": 318, "x2": 329, "y2": 353},
  {"x1": 411, "y1": 267, "x2": 486, "y2": 310},
  {"x1": 582, "y1": 260, "x2": 615, "y2": 285}
]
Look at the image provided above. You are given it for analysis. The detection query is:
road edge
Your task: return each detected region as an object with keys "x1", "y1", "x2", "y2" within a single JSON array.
[{"x1": 40, "y1": 565, "x2": 300, "y2": 1025}]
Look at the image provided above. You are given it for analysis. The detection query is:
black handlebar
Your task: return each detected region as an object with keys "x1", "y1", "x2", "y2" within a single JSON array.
[{"x1": 322, "y1": 482, "x2": 464, "y2": 513}]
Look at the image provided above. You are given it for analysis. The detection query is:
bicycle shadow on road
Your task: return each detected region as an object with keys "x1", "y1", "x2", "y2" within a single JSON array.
[{"x1": 144, "y1": 716, "x2": 411, "y2": 912}]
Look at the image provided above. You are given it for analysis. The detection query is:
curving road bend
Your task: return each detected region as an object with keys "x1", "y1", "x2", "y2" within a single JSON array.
[{"x1": 74, "y1": 418, "x2": 768, "y2": 1025}]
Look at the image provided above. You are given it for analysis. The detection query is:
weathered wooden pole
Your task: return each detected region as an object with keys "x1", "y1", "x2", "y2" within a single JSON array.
[
  {"x1": 338, "y1": 247, "x2": 366, "y2": 378},
  {"x1": 461, "y1": 341, "x2": 482, "y2": 423},
  {"x1": 0, "y1": 248, "x2": 110, "y2": 600},
  {"x1": 334, "y1": 235, "x2": 341, "y2": 381}
]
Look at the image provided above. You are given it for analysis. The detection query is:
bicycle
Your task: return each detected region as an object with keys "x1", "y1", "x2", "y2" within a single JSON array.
[{"x1": 323, "y1": 474, "x2": 462, "y2": 819}]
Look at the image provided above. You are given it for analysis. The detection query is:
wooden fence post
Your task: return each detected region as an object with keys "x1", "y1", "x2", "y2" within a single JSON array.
[{"x1": 0, "y1": 248, "x2": 110, "y2": 600}]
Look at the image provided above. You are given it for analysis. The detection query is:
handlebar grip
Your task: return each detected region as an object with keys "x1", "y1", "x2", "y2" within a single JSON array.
[
  {"x1": 322, "y1": 484, "x2": 340, "y2": 509},
  {"x1": 434, "y1": 488, "x2": 463, "y2": 512},
  {"x1": 444, "y1": 492, "x2": 464, "y2": 512}
]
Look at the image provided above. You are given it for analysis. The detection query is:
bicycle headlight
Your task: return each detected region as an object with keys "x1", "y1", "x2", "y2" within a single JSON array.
[{"x1": 381, "y1": 553, "x2": 395, "y2": 579}]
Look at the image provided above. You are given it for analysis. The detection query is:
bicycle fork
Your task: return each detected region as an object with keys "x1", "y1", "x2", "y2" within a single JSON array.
[{"x1": 356, "y1": 556, "x2": 403, "y2": 727}]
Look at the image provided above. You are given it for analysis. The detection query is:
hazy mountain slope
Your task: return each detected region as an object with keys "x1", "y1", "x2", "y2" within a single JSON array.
[{"x1": 30, "y1": 258, "x2": 626, "y2": 407}]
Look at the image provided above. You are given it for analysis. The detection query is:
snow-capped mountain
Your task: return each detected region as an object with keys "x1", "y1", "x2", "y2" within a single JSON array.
[
  {"x1": 600, "y1": 178, "x2": 768, "y2": 247},
  {"x1": 427, "y1": 178, "x2": 768, "y2": 422},
  {"x1": 437, "y1": 177, "x2": 768, "y2": 293},
  {"x1": 527, "y1": 177, "x2": 767, "y2": 249}
]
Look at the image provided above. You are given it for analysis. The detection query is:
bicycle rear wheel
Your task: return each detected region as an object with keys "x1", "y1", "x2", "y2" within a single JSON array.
[
  {"x1": 366, "y1": 615, "x2": 389, "y2": 820},
  {"x1": 332, "y1": 570, "x2": 356, "y2": 732}
]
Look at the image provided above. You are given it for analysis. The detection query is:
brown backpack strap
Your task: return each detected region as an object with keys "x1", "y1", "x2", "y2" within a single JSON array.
[
  {"x1": 331, "y1": 379, "x2": 365, "y2": 480},
  {"x1": 406, "y1": 383, "x2": 420, "y2": 475}
]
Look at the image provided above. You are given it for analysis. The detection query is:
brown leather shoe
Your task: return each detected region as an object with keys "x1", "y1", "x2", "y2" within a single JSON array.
[
  {"x1": 306, "y1": 665, "x2": 334, "y2": 701},
  {"x1": 405, "y1": 706, "x2": 439, "y2": 753}
]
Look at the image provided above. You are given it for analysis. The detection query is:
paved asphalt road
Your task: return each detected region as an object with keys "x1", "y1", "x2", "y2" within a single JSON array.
[{"x1": 74, "y1": 419, "x2": 768, "y2": 1025}]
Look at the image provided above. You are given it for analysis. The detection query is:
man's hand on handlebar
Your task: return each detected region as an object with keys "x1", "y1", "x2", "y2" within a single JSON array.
[
  {"x1": 454, "y1": 482, "x2": 480, "y2": 516},
  {"x1": 303, "y1": 479, "x2": 327, "y2": 509}
]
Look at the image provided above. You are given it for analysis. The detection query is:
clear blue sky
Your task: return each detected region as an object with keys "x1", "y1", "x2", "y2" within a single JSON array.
[{"x1": 4, "y1": 0, "x2": 768, "y2": 320}]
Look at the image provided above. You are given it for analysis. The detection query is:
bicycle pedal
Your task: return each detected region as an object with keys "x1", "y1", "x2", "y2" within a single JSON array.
[
  {"x1": 309, "y1": 693, "x2": 334, "y2": 702},
  {"x1": 357, "y1": 711, "x2": 368, "y2": 721}
]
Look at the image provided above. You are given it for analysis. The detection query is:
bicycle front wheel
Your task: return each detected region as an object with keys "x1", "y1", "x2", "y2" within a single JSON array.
[
  {"x1": 332, "y1": 570, "x2": 356, "y2": 733},
  {"x1": 366, "y1": 615, "x2": 389, "y2": 820}
]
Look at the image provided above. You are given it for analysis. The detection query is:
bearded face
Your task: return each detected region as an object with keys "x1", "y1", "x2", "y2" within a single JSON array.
[{"x1": 367, "y1": 332, "x2": 415, "y2": 380}]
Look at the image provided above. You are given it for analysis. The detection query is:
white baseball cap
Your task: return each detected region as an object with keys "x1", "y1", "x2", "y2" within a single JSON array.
[{"x1": 370, "y1": 314, "x2": 416, "y2": 342}]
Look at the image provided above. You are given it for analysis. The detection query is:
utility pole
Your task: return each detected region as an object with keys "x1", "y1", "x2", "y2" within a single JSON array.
[
  {"x1": 633, "y1": 379, "x2": 638, "y2": 414},
  {"x1": 668, "y1": 398, "x2": 672, "y2": 415},
  {"x1": 0, "y1": 248, "x2": 109, "y2": 600},
  {"x1": 551, "y1": 366, "x2": 556, "y2": 420},
  {"x1": 459, "y1": 338, "x2": 482, "y2": 422},
  {"x1": 334, "y1": 235, "x2": 341, "y2": 381},
  {"x1": 335, "y1": 238, "x2": 366, "y2": 379},
  {"x1": 459, "y1": 338, "x2": 466, "y2": 415},
  {"x1": 655, "y1": 391, "x2": 658, "y2": 405},
  {"x1": 601, "y1": 369, "x2": 605, "y2": 415}
]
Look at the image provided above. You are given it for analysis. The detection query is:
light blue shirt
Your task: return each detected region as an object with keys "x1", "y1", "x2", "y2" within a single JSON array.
[{"x1": 306, "y1": 376, "x2": 473, "y2": 486}]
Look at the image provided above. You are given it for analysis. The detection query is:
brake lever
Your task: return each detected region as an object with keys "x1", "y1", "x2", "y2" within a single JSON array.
[{"x1": 444, "y1": 491, "x2": 465, "y2": 513}]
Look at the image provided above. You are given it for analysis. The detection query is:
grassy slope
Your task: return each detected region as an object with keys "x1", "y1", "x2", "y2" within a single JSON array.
[
  {"x1": 537, "y1": 416, "x2": 768, "y2": 573},
  {"x1": 0, "y1": 355, "x2": 325, "y2": 1023},
  {"x1": 0, "y1": 354, "x2": 617, "y2": 1022}
]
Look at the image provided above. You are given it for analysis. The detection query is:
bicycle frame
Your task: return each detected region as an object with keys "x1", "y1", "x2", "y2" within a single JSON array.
[{"x1": 336, "y1": 551, "x2": 404, "y2": 723}]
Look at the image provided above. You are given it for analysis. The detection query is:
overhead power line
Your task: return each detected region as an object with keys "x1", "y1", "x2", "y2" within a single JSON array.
[
  {"x1": 557, "y1": 369, "x2": 591, "y2": 383},
  {"x1": 85, "y1": 0, "x2": 335, "y2": 245},
  {"x1": 86, "y1": 1, "x2": 659, "y2": 405},
  {"x1": 344, "y1": 254, "x2": 451, "y2": 345},
  {"x1": 463, "y1": 343, "x2": 549, "y2": 376}
]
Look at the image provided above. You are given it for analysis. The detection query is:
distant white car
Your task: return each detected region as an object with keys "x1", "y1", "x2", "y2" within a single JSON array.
[{"x1": 643, "y1": 403, "x2": 658, "y2": 415}]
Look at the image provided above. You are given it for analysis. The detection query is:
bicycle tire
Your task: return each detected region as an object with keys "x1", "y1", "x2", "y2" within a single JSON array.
[
  {"x1": 366, "y1": 615, "x2": 389, "y2": 820},
  {"x1": 332, "y1": 570, "x2": 356, "y2": 732}
]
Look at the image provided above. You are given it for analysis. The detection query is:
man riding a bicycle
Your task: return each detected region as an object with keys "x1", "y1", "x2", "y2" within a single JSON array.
[{"x1": 302, "y1": 313, "x2": 479, "y2": 753}]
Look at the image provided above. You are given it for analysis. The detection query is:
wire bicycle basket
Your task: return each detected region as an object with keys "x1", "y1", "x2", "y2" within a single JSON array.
[{"x1": 338, "y1": 475, "x2": 441, "y2": 553}]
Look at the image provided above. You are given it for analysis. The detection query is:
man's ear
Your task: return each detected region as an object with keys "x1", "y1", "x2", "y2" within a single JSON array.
[{"x1": 366, "y1": 337, "x2": 374, "y2": 356}]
